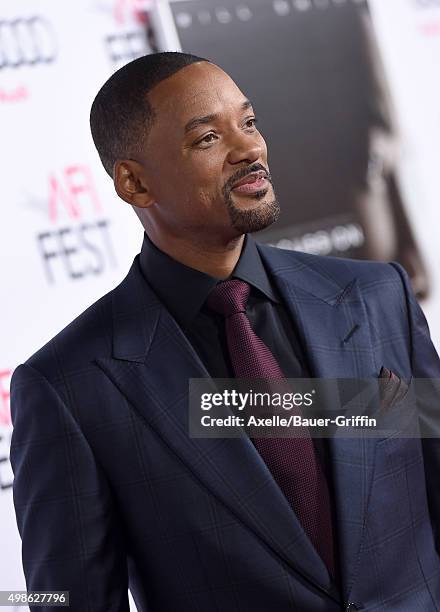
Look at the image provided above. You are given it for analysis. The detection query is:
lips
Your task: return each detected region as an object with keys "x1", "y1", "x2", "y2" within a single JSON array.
[
  {"x1": 232, "y1": 178, "x2": 269, "y2": 195},
  {"x1": 231, "y1": 170, "x2": 267, "y2": 189}
]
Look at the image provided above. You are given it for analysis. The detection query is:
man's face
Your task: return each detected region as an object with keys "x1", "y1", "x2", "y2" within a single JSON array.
[{"x1": 138, "y1": 61, "x2": 279, "y2": 242}]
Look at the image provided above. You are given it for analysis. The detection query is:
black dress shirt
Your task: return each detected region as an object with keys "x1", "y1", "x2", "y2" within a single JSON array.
[
  {"x1": 138, "y1": 232, "x2": 310, "y2": 380},
  {"x1": 138, "y1": 230, "x2": 340, "y2": 584}
]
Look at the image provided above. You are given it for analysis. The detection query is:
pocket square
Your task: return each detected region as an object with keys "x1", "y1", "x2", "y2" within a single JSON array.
[{"x1": 378, "y1": 366, "x2": 410, "y2": 412}]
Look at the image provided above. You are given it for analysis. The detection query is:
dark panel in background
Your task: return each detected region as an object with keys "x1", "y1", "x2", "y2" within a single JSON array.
[{"x1": 168, "y1": 0, "x2": 429, "y2": 299}]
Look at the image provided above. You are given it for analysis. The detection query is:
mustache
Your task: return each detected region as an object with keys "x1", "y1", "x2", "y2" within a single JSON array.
[{"x1": 223, "y1": 163, "x2": 272, "y2": 196}]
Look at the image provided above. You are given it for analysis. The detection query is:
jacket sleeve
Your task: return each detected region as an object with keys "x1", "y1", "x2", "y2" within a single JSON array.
[
  {"x1": 390, "y1": 262, "x2": 440, "y2": 553},
  {"x1": 9, "y1": 362, "x2": 130, "y2": 612}
]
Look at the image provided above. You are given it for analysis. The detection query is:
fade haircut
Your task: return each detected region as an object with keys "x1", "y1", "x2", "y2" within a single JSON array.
[{"x1": 90, "y1": 51, "x2": 209, "y2": 177}]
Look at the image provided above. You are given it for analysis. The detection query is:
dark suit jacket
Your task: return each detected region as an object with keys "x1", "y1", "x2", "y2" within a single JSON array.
[{"x1": 10, "y1": 239, "x2": 440, "y2": 611}]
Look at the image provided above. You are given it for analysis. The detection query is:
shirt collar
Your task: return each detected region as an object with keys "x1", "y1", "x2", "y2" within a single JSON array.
[
  {"x1": 138, "y1": 232, "x2": 279, "y2": 329},
  {"x1": 232, "y1": 233, "x2": 278, "y2": 303}
]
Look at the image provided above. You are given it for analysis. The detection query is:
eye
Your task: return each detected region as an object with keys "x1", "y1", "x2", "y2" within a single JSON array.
[
  {"x1": 193, "y1": 117, "x2": 259, "y2": 147},
  {"x1": 245, "y1": 117, "x2": 258, "y2": 129},
  {"x1": 195, "y1": 132, "x2": 218, "y2": 145}
]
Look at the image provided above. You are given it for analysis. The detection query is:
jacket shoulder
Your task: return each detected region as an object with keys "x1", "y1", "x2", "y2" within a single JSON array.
[{"x1": 258, "y1": 242, "x2": 401, "y2": 288}]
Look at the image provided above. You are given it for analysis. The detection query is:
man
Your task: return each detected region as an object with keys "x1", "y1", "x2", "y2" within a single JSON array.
[{"x1": 10, "y1": 52, "x2": 440, "y2": 611}]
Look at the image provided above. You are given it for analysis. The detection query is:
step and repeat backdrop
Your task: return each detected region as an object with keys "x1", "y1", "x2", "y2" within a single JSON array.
[{"x1": 1, "y1": 0, "x2": 439, "y2": 609}]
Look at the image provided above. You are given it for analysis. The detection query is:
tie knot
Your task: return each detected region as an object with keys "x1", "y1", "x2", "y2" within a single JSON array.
[{"x1": 206, "y1": 279, "x2": 250, "y2": 318}]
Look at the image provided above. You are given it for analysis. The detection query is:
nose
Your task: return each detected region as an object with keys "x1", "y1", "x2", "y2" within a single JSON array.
[{"x1": 226, "y1": 130, "x2": 265, "y2": 166}]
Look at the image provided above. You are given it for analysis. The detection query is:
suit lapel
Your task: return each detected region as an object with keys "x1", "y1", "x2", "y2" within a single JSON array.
[
  {"x1": 97, "y1": 243, "x2": 381, "y2": 603},
  {"x1": 96, "y1": 256, "x2": 340, "y2": 604},
  {"x1": 258, "y1": 244, "x2": 378, "y2": 599}
]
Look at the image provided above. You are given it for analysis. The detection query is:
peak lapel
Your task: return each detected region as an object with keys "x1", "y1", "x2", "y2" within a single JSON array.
[
  {"x1": 258, "y1": 244, "x2": 378, "y2": 599},
  {"x1": 95, "y1": 256, "x2": 340, "y2": 604}
]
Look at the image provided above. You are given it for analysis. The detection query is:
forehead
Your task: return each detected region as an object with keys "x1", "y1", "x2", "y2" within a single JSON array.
[{"x1": 147, "y1": 62, "x2": 249, "y2": 127}]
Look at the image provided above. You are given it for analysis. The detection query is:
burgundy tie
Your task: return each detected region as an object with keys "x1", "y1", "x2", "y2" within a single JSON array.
[{"x1": 206, "y1": 278, "x2": 336, "y2": 576}]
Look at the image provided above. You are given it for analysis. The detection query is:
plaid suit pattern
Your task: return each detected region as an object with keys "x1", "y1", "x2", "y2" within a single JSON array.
[{"x1": 10, "y1": 240, "x2": 440, "y2": 612}]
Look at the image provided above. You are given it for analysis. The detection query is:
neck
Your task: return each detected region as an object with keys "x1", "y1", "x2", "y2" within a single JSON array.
[{"x1": 147, "y1": 232, "x2": 245, "y2": 279}]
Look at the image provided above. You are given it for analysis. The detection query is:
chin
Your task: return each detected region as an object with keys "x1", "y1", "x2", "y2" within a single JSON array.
[{"x1": 228, "y1": 197, "x2": 280, "y2": 234}]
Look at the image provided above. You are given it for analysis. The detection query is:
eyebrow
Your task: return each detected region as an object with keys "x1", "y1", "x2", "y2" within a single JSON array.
[{"x1": 183, "y1": 99, "x2": 254, "y2": 135}]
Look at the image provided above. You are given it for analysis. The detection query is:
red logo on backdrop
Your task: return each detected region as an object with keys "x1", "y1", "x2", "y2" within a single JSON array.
[
  {"x1": 48, "y1": 165, "x2": 102, "y2": 223},
  {"x1": 0, "y1": 370, "x2": 11, "y2": 427},
  {"x1": 96, "y1": 0, "x2": 153, "y2": 66},
  {"x1": 36, "y1": 164, "x2": 117, "y2": 283},
  {"x1": 412, "y1": 0, "x2": 440, "y2": 36},
  {"x1": 113, "y1": 0, "x2": 151, "y2": 25},
  {"x1": 0, "y1": 371, "x2": 13, "y2": 489},
  {"x1": 0, "y1": 85, "x2": 29, "y2": 103},
  {"x1": 419, "y1": 21, "x2": 440, "y2": 35}
]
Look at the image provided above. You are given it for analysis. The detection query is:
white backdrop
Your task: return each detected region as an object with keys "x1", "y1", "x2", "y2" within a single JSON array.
[
  {"x1": 1, "y1": 1, "x2": 439, "y2": 610},
  {"x1": 0, "y1": 1, "x2": 149, "y2": 609},
  {"x1": 369, "y1": 0, "x2": 440, "y2": 348}
]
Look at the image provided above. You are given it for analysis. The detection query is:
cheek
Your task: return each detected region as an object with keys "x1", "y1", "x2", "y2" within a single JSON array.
[
  {"x1": 180, "y1": 183, "x2": 226, "y2": 224},
  {"x1": 185, "y1": 157, "x2": 225, "y2": 197},
  {"x1": 154, "y1": 145, "x2": 226, "y2": 206},
  {"x1": 181, "y1": 186, "x2": 216, "y2": 216},
  {"x1": 191, "y1": 155, "x2": 221, "y2": 182},
  {"x1": 196, "y1": 188, "x2": 217, "y2": 209}
]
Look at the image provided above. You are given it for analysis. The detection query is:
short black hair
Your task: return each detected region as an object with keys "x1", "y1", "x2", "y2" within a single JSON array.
[{"x1": 90, "y1": 51, "x2": 209, "y2": 177}]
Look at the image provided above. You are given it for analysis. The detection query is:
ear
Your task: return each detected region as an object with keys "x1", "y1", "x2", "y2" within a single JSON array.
[{"x1": 113, "y1": 159, "x2": 156, "y2": 208}]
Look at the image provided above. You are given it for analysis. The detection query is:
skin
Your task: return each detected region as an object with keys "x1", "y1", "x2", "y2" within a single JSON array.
[{"x1": 113, "y1": 61, "x2": 279, "y2": 278}]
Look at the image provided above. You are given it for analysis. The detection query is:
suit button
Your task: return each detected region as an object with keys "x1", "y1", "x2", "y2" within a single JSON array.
[{"x1": 345, "y1": 604, "x2": 360, "y2": 611}]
